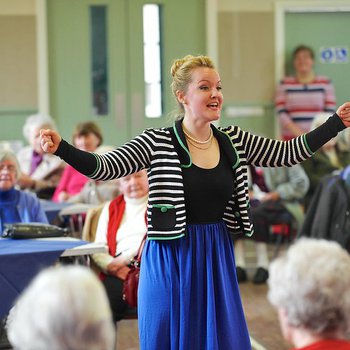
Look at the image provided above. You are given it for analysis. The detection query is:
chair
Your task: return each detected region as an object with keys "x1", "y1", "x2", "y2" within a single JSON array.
[
  {"x1": 81, "y1": 204, "x2": 105, "y2": 242},
  {"x1": 270, "y1": 212, "x2": 296, "y2": 259},
  {"x1": 59, "y1": 203, "x2": 99, "y2": 239}
]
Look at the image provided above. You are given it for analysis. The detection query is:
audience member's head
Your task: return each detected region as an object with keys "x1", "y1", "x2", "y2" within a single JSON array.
[
  {"x1": 23, "y1": 114, "x2": 57, "y2": 154},
  {"x1": 7, "y1": 265, "x2": 115, "y2": 350},
  {"x1": 119, "y1": 169, "x2": 149, "y2": 199},
  {"x1": 0, "y1": 150, "x2": 21, "y2": 191},
  {"x1": 268, "y1": 238, "x2": 350, "y2": 348},
  {"x1": 72, "y1": 121, "x2": 103, "y2": 151},
  {"x1": 292, "y1": 45, "x2": 315, "y2": 76}
]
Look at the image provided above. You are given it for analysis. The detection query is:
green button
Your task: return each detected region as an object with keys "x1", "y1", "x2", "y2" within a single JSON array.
[
  {"x1": 161, "y1": 207, "x2": 168, "y2": 213},
  {"x1": 234, "y1": 211, "x2": 240, "y2": 217}
]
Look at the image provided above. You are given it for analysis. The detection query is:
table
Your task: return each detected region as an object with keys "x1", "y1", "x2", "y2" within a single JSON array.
[
  {"x1": 0, "y1": 237, "x2": 106, "y2": 319},
  {"x1": 40, "y1": 200, "x2": 71, "y2": 224}
]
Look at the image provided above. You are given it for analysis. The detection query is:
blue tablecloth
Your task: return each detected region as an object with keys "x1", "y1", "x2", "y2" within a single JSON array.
[{"x1": 0, "y1": 238, "x2": 87, "y2": 319}]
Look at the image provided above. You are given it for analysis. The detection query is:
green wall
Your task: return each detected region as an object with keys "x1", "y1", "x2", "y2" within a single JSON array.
[{"x1": 47, "y1": 0, "x2": 206, "y2": 146}]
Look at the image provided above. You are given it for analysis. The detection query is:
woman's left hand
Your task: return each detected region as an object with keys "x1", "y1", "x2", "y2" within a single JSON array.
[{"x1": 337, "y1": 102, "x2": 350, "y2": 127}]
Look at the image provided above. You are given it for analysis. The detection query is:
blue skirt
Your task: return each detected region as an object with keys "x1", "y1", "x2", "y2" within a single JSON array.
[{"x1": 138, "y1": 221, "x2": 251, "y2": 350}]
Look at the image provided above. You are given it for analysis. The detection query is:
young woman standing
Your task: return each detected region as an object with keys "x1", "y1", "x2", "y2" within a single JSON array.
[{"x1": 40, "y1": 55, "x2": 350, "y2": 350}]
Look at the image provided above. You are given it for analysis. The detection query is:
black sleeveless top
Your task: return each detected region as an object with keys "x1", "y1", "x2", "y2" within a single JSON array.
[{"x1": 182, "y1": 151, "x2": 235, "y2": 224}]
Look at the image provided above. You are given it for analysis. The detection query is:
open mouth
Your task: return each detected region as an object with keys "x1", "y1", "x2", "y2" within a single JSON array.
[{"x1": 207, "y1": 102, "x2": 219, "y2": 109}]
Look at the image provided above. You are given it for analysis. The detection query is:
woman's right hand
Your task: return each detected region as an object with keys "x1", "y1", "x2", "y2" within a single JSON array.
[{"x1": 40, "y1": 129, "x2": 62, "y2": 154}]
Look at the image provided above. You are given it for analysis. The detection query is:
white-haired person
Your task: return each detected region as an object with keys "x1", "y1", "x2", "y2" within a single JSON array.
[
  {"x1": 6, "y1": 265, "x2": 116, "y2": 350},
  {"x1": 93, "y1": 170, "x2": 148, "y2": 322},
  {"x1": 0, "y1": 149, "x2": 48, "y2": 232},
  {"x1": 17, "y1": 113, "x2": 64, "y2": 199},
  {"x1": 268, "y1": 238, "x2": 350, "y2": 350}
]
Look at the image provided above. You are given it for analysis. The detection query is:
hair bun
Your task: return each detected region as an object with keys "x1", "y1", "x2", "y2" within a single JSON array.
[{"x1": 170, "y1": 55, "x2": 195, "y2": 77}]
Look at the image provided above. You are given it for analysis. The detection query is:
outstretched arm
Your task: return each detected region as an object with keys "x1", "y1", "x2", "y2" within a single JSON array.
[{"x1": 40, "y1": 127, "x2": 153, "y2": 180}]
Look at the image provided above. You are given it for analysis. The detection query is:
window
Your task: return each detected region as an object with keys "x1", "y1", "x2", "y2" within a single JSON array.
[
  {"x1": 90, "y1": 6, "x2": 109, "y2": 115},
  {"x1": 143, "y1": 4, "x2": 162, "y2": 118}
]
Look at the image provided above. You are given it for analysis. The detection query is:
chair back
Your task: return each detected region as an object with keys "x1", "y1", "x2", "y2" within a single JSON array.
[{"x1": 82, "y1": 204, "x2": 105, "y2": 242}]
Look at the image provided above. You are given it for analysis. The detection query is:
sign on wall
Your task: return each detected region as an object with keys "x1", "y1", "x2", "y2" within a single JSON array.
[{"x1": 320, "y1": 46, "x2": 348, "y2": 64}]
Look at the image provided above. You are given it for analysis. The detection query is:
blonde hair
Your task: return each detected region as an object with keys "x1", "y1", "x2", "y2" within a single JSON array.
[{"x1": 170, "y1": 54, "x2": 215, "y2": 114}]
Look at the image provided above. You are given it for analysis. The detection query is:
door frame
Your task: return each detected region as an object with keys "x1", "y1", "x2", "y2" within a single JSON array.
[
  {"x1": 274, "y1": 1, "x2": 350, "y2": 137},
  {"x1": 274, "y1": 1, "x2": 350, "y2": 85}
]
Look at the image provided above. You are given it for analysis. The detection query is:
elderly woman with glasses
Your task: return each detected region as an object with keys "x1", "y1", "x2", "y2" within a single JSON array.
[{"x1": 0, "y1": 149, "x2": 48, "y2": 232}]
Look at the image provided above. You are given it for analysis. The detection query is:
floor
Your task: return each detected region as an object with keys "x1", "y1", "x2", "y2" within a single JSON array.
[{"x1": 116, "y1": 240, "x2": 291, "y2": 350}]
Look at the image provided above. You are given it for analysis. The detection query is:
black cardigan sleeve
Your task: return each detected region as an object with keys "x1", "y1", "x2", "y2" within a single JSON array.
[
  {"x1": 305, "y1": 113, "x2": 346, "y2": 152},
  {"x1": 54, "y1": 139, "x2": 98, "y2": 176}
]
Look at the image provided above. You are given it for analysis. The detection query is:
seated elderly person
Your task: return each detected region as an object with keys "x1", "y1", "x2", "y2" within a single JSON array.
[
  {"x1": 235, "y1": 164, "x2": 309, "y2": 284},
  {"x1": 268, "y1": 238, "x2": 350, "y2": 350},
  {"x1": 52, "y1": 121, "x2": 103, "y2": 202},
  {"x1": 92, "y1": 170, "x2": 148, "y2": 322},
  {"x1": 6, "y1": 265, "x2": 115, "y2": 350},
  {"x1": 0, "y1": 150, "x2": 48, "y2": 232},
  {"x1": 16, "y1": 113, "x2": 64, "y2": 199}
]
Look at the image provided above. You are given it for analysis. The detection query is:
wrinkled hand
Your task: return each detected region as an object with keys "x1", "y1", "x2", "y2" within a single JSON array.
[
  {"x1": 40, "y1": 129, "x2": 62, "y2": 154},
  {"x1": 337, "y1": 102, "x2": 350, "y2": 127},
  {"x1": 106, "y1": 256, "x2": 130, "y2": 280}
]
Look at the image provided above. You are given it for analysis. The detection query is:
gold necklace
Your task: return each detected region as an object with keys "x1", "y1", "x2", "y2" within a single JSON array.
[
  {"x1": 186, "y1": 136, "x2": 213, "y2": 150},
  {"x1": 182, "y1": 125, "x2": 213, "y2": 144}
]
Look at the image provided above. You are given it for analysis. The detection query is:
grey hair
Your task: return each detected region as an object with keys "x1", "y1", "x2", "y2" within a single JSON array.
[
  {"x1": 7, "y1": 265, "x2": 115, "y2": 350},
  {"x1": 0, "y1": 149, "x2": 21, "y2": 179},
  {"x1": 23, "y1": 113, "x2": 57, "y2": 142},
  {"x1": 268, "y1": 238, "x2": 350, "y2": 336}
]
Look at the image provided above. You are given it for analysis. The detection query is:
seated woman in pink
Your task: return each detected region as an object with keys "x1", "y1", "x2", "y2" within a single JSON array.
[{"x1": 52, "y1": 122, "x2": 103, "y2": 202}]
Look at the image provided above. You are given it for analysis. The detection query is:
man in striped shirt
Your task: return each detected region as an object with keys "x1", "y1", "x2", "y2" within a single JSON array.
[{"x1": 276, "y1": 45, "x2": 336, "y2": 140}]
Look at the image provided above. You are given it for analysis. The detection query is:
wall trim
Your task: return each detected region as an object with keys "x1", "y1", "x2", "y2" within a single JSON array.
[{"x1": 206, "y1": 0, "x2": 218, "y2": 65}]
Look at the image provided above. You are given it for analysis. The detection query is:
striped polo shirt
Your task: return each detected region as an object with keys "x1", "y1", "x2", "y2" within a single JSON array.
[{"x1": 276, "y1": 76, "x2": 336, "y2": 139}]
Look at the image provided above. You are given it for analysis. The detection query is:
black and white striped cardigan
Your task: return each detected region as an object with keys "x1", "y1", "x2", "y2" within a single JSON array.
[{"x1": 56, "y1": 115, "x2": 345, "y2": 240}]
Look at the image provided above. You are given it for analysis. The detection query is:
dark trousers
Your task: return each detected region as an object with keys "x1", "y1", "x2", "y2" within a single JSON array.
[
  {"x1": 102, "y1": 275, "x2": 128, "y2": 322},
  {"x1": 249, "y1": 200, "x2": 291, "y2": 242}
]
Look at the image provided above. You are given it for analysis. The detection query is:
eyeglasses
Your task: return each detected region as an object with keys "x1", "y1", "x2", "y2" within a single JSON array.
[{"x1": 0, "y1": 164, "x2": 17, "y2": 173}]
